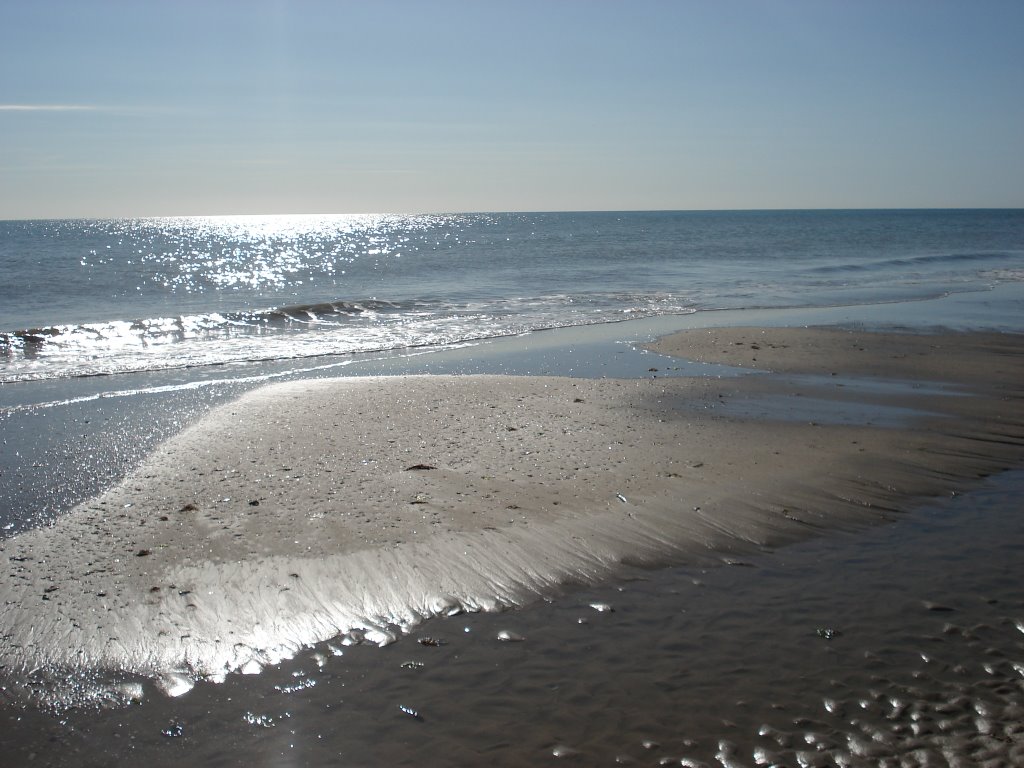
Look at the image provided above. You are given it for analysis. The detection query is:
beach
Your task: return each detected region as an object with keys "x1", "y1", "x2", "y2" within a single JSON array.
[
  {"x1": 3, "y1": 0, "x2": 1023, "y2": 755},
  {"x1": 1, "y1": 294, "x2": 1023, "y2": 765}
]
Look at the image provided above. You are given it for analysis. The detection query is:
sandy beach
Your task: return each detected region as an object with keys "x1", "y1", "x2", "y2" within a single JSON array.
[
  {"x1": 0, "y1": 316, "x2": 1021, "y2": 765},
  {"x1": 2, "y1": 322, "x2": 1022, "y2": 706}
]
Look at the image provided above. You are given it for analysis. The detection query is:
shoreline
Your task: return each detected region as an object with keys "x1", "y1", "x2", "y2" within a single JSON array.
[
  {"x1": 2, "y1": 211, "x2": 1024, "y2": 764},
  {"x1": 3, "y1": 283, "x2": 1022, "y2": 537},
  {"x1": 1, "y1": 324, "x2": 1022, "y2": 705},
  {"x1": 4, "y1": 280, "x2": 1023, "y2": 392}
]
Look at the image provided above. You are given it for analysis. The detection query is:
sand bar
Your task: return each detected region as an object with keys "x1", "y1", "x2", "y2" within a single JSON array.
[
  {"x1": 1, "y1": 327, "x2": 1022, "y2": 704},
  {"x1": 645, "y1": 326, "x2": 1024, "y2": 386}
]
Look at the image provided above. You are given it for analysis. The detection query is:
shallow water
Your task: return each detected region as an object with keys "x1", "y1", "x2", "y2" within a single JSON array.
[{"x1": 2, "y1": 470, "x2": 1020, "y2": 767}]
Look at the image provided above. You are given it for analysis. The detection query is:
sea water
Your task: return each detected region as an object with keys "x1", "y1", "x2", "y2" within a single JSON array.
[{"x1": 2, "y1": 209, "x2": 1022, "y2": 383}]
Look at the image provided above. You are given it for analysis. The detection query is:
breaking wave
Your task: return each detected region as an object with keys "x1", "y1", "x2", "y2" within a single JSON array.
[{"x1": 0, "y1": 292, "x2": 695, "y2": 382}]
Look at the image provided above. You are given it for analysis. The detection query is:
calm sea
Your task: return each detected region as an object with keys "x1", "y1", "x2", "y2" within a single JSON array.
[{"x1": 2, "y1": 209, "x2": 1022, "y2": 384}]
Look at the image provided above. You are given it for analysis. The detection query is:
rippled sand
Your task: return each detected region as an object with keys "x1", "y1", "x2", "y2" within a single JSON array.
[{"x1": 3, "y1": 472, "x2": 1023, "y2": 766}]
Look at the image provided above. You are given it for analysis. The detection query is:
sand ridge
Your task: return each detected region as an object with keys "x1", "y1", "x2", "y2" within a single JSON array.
[
  {"x1": 1, "y1": 329, "x2": 1022, "y2": 703},
  {"x1": 645, "y1": 326, "x2": 1024, "y2": 388}
]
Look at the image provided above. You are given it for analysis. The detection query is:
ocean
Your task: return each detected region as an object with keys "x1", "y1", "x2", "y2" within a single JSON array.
[{"x1": 3, "y1": 209, "x2": 1023, "y2": 384}]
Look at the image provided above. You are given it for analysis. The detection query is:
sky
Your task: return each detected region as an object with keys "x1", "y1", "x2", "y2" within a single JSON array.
[{"x1": 1, "y1": 0, "x2": 1022, "y2": 218}]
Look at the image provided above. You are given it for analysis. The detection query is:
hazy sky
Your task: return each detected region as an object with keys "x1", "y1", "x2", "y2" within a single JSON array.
[{"x1": 2, "y1": 0, "x2": 1022, "y2": 218}]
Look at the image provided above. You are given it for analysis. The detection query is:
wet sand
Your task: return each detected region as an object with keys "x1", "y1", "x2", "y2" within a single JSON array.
[
  {"x1": 4, "y1": 470, "x2": 1018, "y2": 767},
  {"x1": 0, "y1": 325, "x2": 1023, "y2": 765},
  {"x1": 644, "y1": 326, "x2": 1024, "y2": 386}
]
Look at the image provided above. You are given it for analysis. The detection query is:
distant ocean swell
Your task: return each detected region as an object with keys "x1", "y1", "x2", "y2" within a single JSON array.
[{"x1": 803, "y1": 250, "x2": 1020, "y2": 275}]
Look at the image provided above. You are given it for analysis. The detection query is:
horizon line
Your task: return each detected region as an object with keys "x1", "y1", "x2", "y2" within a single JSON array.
[{"x1": 2, "y1": 206, "x2": 1023, "y2": 223}]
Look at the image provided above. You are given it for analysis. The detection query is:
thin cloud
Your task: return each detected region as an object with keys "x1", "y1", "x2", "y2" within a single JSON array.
[{"x1": 0, "y1": 104, "x2": 101, "y2": 112}]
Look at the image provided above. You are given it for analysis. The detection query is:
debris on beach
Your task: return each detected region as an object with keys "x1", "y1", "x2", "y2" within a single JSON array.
[
  {"x1": 242, "y1": 712, "x2": 279, "y2": 728},
  {"x1": 398, "y1": 704, "x2": 423, "y2": 721},
  {"x1": 551, "y1": 744, "x2": 581, "y2": 758},
  {"x1": 161, "y1": 721, "x2": 185, "y2": 738}
]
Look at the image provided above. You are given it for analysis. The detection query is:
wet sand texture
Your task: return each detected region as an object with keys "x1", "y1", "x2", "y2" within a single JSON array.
[
  {"x1": 645, "y1": 326, "x2": 1024, "y2": 386},
  {"x1": 1, "y1": 328, "x2": 1022, "y2": 703}
]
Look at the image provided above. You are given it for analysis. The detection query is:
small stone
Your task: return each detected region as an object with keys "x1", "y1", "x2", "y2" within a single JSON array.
[{"x1": 552, "y1": 744, "x2": 580, "y2": 758}]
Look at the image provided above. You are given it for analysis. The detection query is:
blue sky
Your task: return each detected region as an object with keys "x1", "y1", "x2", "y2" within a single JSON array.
[{"x1": 2, "y1": 0, "x2": 1022, "y2": 217}]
